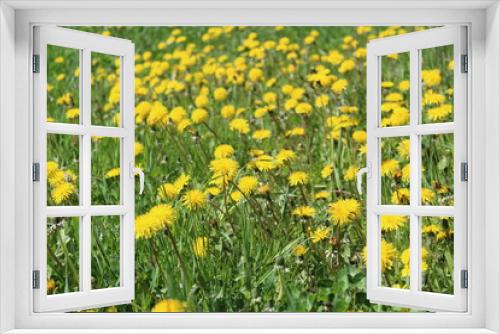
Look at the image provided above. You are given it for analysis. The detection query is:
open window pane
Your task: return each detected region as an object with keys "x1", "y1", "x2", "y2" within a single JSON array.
[
  {"x1": 380, "y1": 137, "x2": 410, "y2": 205},
  {"x1": 47, "y1": 217, "x2": 80, "y2": 295},
  {"x1": 47, "y1": 133, "x2": 79, "y2": 206},
  {"x1": 34, "y1": 26, "x2": 135, "y2": 313},
  {"x1": 421, "y1": 45, "x2": 454, "y2": 124},
  {"x1": 421, "y1": 216, "x2": 454, "y2": 294},
  {"x1": 380, "y1": 215, "x2": 410, "y2": 289},
  {"x1": 366, "y1": 26, "x2": 466, "y2": 312},
  {"x1": 47, "y1": 45, "x2": 80, "y2": 124},
  {"x1": 91, "y1": 52, "x2": 121, "y2": 127},
  {"x1": 91, "y1": 216, "x2": 121, "y2": 289},
  {"x1": 92, "y1": 137, "x2": 121, "y2": 205},
  {"x1": 380, "y1": 52, "x2": 410, "y2": 127},
  {"x1": 421, "y1": 134, "x2": 454, "y2": 206}
]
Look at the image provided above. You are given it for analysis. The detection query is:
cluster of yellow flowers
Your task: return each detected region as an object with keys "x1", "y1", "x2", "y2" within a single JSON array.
[{"x1": 47, "y1": 161, "x2": 77, "y2": 205}]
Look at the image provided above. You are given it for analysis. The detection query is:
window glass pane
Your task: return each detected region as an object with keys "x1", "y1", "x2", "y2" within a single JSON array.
[
  {"x1": 380, "y1": 52, "x2": 410, "y2": 127},
  {"x1": 91, "y1": 137, "x2": 121, "y2": 205},
  {"x1": 380, "y1": 215, "x2": 410, "y2": 289},
  {"x1": 421, "y1": 216, "x2": 454, "y2": 294},
  {"x1": 380, "y1": 137, "x2": 410, "y2": 205},
  {"x1": 421, "y1": 45, "x2": 454, "y2": 124},
  {"x1": 91, "y1": 52, "x2": 121, "y2": 127},
  {"x1": 47, "y1": 45, "x2": 80, "y2": 124},
  {"x1": 47, "y1": 134, "x2": 79, "y2": 206},
  {"x1": 421, "y1": 134, "x2": 454, "y2": 206},
  {"x1": 47, "y1": 217, "x2": 80, "y2": 294},
  {"x1": 91, "y1": 216, "x2": 121, "y2": 289}
]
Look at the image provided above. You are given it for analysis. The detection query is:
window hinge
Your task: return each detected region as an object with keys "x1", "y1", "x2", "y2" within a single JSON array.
[
  {"x1": 461, "y1": 162, "x2": 468, "y2": 182},
  {"x1": 32, "y1": 54, "x2": 40, "y2": 73},
  {"x1": 461, "y1": 269, "x2": 468, "y2": 289},
  {"x1": 461, "y1": 54, "x2": 468, "y2": 73},
  {"x1": 32, "y1": 270, "x2": 40, "y2": 289},
  {"x1": 32, "y1": 163, "x2": 40, "y2": 182}
]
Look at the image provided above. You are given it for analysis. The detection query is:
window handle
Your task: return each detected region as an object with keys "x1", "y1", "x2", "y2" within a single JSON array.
[
  {"x1": 356, "y1": 164, "x2": 371, "y2": 194},
  {"x1": 130, "y1": 162, "x2": 145, "y2": 195}
]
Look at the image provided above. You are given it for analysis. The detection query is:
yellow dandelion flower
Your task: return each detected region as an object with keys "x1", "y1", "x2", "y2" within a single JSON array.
[
  {"x1": 151, "y1": 299, "x2": 186, "y2": 312},
  {"x1": 230, "y1": 190, "x2": 244, "y2": 202},
  {"x1": 402, "y1": 164, "x2": 410, "y2": 182},
  {"x1": 288, "y1": 171, "x2": 309, "y2": 186},
  {"x1": 214, "y1": 87, "x2": 228, "y2": 101},
  {"x1": 421, "y1": 188, "x2": 436, "y2": 204},
  {"x1": 135, "y1": 204, "x2": 177, "y2": 239},
  {"x1": 195, "y1": 94, "x2": 209, "y2": 108},
  {"x1": 397, "y1": 139, "x2": 410, "y2": 159},
  {"x1": 331, "y1": 79, "x2": 348, "y2": 94},
  {"x1": 147, "y1": 101, "x2": 168, "y2": 126},
  {"x1": 210, "y1": 158, "x2": 239, "y2": 185},
  {"x1": 338, "y1": 59, "x2": 356, "y2": 73},
  {"x1": 427, "y1": 104, "x2": 453, "y2": 121},
  {"x1": 176, "y1": 119, "x2": 192, "y2": 133},
  {"x1": 229, "y1": 118, "x2": 250, "y2": 134},
  {"x1": 399, "y1": 80, "x2": 410, "y2": 91},
  {"x1": 214, "y1": 144, "x2": 234, "y2": 159},
  {"x1": 384, "y1": 92, "x2": 403, "y2": 102},
  {"x1": 344, "y1": 165, "x2": 359, "y2": 181},
  {"x1": 252, "y1": 129, "x2": 271, "y2": 140},
  {"x1": 381, "y1": 159, "x2": 399, "y2": 177},
  {"x1": 169, "y1": 106, "x2": 187, "y2": 125},
  {"x1": 292, "y1": 206, "x2": 316, "y2": 218},
  {"x1": 263, "y1": 92, "x2": 277, "y2": 104},
  {"x1": 51, "y1": 182, "x2": 76, "y2": 204},
  {"x1": 381, "y1": 81, "x2": 394, "y2": 88},
  {"x1": 135, "y1": 142, "x2": 144, "y2": 156},
  {"x1": 421, "y1": 69, "x2": 441, "y2": 87},
  {"x1": 192, "y1": 237, "x2": 208, "y2": 257},
  {"x1": 291, "y1": 88, "x2": 305, "y2": 100},
  {"x1": 314, "y1": 190, "x2": 330, "y2": 200},
  {"x1": 310, "y1": 226, "x2": 330, "y2": 243},
  {"x1": 173, "y1": 173, "x2": 190, "y2": 191},
  {"x1": 254, "y1": 107, "x2": 269, "y2": 118},
  {"x1": 157, "y1": 183, "x2": 178, "y2": 200},
  {"x1": 66, "y1": 108, "x2": 79, "y2": 120},
  {"x1": 352, "y1": 130, "x2": 367, "y2": 143},
  {"x1": 328, "y1": 199, "x2": 361, "y2": 225},
  {"x1": 105, "y1": 167, "x2": 121, "y2": 178},
  {"x1": 295, "y1": 102, "x2": 313, "y2": 115},
  {"x1": 237, "y1": 176, "x2": 259, "y2": 195},
  {"x1": 275, "y1": 149, "x2": 296, "y2": 165},
  {"x1": 191, "y1": 108, "x2": 208, "y2": 124},
  {"x1": 362, "y1": 240, "x2": 398, "y2": 272},
  {"x1": 206, "y1": 187, "x2": 221, "y2": 196},
  {"x1": 285, "y1": 127, "x2": 305, "y2": 137},
  {"x1": 47, "y1": 161, "x2": 59, "y2": 178},
  {"x1": 248, "y1": 68, "x2": 263, "y2": 82},
  {"x1": 321, "y1": 165, "x2": 334, "y2": 179},
  {"x1": 182, "y1": 189, "x2": 207, "y2": 210},
  {"x1": 315, "y1": 94, "x2": 329, "y2": 108},
  {"x1": 391, "y1": 188, "x2": 410, "y2": 205},
  {"x1": 422, "y1": 90, "x2": 445, "y2": 106},
  {"x1": 284, "y1": 98, "x2": 298, "y2": 111},
  {"x1": 293, "y1": 245, "x2": 308, "y2": 256},
  {"x1": 381, "y1": 215, "x2": 407, "y2": 231}
]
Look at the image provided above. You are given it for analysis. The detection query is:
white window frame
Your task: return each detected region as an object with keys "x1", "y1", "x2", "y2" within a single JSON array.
[
  {"x1": 32, "y1": 26, "x2": 136, "y2": 312},
  {"x1": 365, "y1": 26, "x2": 468, "y2": 312},
  {"x1": 0, "y1": 1, "x2": 499, "y2": 333}
]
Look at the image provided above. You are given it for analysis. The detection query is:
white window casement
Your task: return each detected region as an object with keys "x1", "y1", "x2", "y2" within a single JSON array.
[
  {"x1": 1, "y1": 1, "x2": 500, "y2": 334},
  {"x1": 365, "y1": 26, "x2": 468, "y2": 312},
  {"x1": 32, "y1": 26, "x2": 136, "y2": 312}
]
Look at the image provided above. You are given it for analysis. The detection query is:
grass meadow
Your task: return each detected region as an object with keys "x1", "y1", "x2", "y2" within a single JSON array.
[{"x1": 44, "y1": 26, "x2": 455, "y2": 312}]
